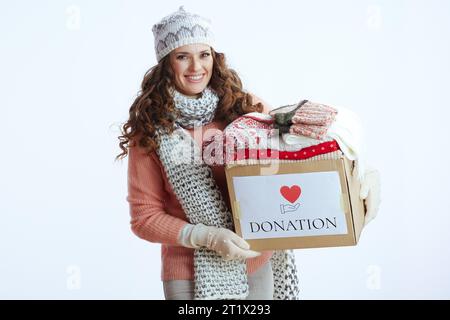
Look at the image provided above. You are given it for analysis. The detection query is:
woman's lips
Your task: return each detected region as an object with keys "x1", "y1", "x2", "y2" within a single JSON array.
[{"x1": 185, "y1": 74, "x2": 205, "y2": 83}]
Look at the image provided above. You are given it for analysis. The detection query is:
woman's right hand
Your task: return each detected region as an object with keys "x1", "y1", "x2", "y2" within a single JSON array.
[{"x1": 190, "y1": 223, "x2": 261, "y2": 261}]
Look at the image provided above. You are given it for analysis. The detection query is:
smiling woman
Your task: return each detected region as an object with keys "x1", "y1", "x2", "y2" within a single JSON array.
[
  {"x1": 169, "y1": 44, "x2": 213, "y2": 98},
  {"x1": 116, "y1": 6, "x2": 298, "y2": 301}
]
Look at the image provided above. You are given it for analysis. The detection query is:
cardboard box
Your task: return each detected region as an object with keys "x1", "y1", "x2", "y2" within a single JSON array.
[{"x1": 225, "y1": 155, "x2": 366, "y2": 250}]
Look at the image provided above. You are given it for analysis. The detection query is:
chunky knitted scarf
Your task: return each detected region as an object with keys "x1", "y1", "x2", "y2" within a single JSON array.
[{"x1": 155, "y1": 87, "x2": 300, "y2": 300}]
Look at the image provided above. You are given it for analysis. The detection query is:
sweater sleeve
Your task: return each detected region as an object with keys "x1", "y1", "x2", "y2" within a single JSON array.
[{"x1": 126, "y1": 143, "x2": 188, "y2": 246}]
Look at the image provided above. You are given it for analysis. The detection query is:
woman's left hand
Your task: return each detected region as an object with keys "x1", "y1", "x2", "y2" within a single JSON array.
[{"x1": 359, "y1": 167, "x2": 381, "y2": 226}]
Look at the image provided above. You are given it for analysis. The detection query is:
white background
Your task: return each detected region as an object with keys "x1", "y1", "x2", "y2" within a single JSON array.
[{"x1": 1, "y1": 0, "x2": 449, "y2": 299}]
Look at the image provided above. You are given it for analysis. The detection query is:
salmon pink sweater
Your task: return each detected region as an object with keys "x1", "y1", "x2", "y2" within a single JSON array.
[{"x1": 126, "y1": 119, "x2": 273, "y2": 281}]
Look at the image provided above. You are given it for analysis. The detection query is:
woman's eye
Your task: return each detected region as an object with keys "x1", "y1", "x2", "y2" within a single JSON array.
[{"x1": 176, "y1": 53, "x2": 210, "y2": 60}]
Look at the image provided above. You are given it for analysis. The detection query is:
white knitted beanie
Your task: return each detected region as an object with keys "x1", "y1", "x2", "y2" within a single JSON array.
[{"x1": 152, "y1": 6, "x2": 216, "y2": 62}]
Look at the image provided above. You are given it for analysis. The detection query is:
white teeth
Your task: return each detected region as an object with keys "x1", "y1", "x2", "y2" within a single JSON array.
[{"x1": 186, "y1": 74, "x2": 203, "y2": 80}]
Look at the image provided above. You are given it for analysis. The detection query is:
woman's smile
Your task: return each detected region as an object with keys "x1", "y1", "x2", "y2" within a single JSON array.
[{"x1": 185, "y1": 73, "x2": 205, "y2": 83}]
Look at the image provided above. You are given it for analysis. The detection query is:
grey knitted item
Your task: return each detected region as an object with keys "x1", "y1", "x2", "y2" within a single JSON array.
[
  {"x1": 152, "y1": 6, "x2": 216, "y2": 62},
  {"x1": 271, "y1": 250, "x2": 300, "y2": 300},
  {"x1": 156, "y1": 126, "x2": 248, "y2": 300},
  {"x1": 171, "y1": 87, "x2": 219, "y2": 129}
]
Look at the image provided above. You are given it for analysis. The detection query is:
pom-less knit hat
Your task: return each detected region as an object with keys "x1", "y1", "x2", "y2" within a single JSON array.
[{"x1": 152, "y1": 6, "x2": 216, "y2": 62}]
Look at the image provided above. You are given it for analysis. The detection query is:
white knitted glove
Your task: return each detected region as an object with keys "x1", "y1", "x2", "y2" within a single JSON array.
[
  {"x1": 358, "y1": 166, "x2": 381, "y2": 226},
  {"x1": 179, "y1": 223, "x2": 261, "y2": 261}
]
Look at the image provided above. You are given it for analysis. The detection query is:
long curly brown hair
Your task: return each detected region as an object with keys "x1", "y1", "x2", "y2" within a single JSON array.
[{"x1": 115, "y1": 48, "x2": 263, "y2": 161}]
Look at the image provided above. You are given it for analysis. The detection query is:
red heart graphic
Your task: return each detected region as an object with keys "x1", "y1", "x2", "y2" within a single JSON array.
[{"x1": 280, "y1": 185, "x2": 302, "y2": 203}]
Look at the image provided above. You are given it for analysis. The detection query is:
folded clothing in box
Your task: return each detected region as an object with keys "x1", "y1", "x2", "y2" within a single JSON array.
[{"x1": 202, "y1": 112, "x2": 344, "y2": 165}]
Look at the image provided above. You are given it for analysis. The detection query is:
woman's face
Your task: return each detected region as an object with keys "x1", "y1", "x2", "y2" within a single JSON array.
[{"x1": 169, "y1": 43, "x2": 213, "y2": 98}]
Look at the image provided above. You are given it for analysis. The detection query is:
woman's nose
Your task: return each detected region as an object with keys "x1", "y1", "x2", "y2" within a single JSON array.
[{"x1": 189, "y1": 58, "x2": 202, "y2": 72}]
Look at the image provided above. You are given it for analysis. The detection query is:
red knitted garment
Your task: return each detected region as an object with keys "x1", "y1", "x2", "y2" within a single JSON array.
[{"x1": 202, "y1": 113, "x2": 341, "y2": 165}]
